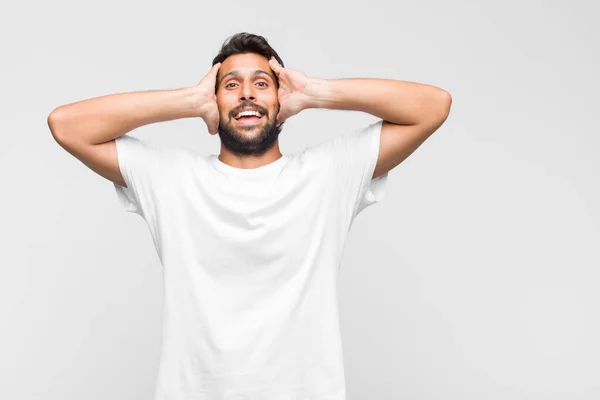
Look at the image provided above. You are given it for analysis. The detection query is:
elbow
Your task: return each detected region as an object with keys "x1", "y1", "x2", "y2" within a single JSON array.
[
  {"x1": 436, "y1": 90, "x2": 452, "y2": 122},
  {"x1": 47, "y1": 107, "x2": 68, "y2": 142},
  {"x1": 440, "y1": 90, "x2": 452, "y2": 111}
]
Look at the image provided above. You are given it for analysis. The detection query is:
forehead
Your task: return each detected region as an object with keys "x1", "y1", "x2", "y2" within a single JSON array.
[{"x1": 218, "y1": 53, "x2": 273, "y2": 80}]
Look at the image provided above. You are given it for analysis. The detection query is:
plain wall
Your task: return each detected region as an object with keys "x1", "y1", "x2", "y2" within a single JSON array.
[{"x1": 1, "y1": 0, "x2": 598, "y2": 399}]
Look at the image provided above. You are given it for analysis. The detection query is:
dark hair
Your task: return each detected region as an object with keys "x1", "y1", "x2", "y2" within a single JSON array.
[{"x1": 212, "y1": 32, "x2": 284, "y2": 91}]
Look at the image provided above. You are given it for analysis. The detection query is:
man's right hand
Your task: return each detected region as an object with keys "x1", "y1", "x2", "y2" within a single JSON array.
[{"x1": 194, "y1": 62, "x2": 222, "y2": 135}]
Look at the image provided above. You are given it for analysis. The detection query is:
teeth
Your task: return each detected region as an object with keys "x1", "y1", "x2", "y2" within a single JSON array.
[{"x1": 235, "y1": 110, "x2": 262, "y2": 119}]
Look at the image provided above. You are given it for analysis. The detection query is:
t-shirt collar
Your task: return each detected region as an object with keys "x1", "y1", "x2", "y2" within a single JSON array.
[{"x1": 211, "y1": 153, "x2": 288, "y2": 178}]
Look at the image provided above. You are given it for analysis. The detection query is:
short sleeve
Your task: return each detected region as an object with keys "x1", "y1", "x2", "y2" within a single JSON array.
[
  {"x1": 310, "y1": 120, "x2": 388, "y2": 221},
  {"x1": 113, "y1": 134, "x2": 172, "y2": 219}
]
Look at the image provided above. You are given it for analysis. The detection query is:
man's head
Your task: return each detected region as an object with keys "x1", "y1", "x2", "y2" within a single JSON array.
[{"x1": 212, "y1": 33, "x2": 285, "y2": 157}]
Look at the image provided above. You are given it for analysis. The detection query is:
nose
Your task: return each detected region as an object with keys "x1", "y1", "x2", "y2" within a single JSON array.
[{"x1": 239, "y1": 82, "x2": 256, "y2": 101}]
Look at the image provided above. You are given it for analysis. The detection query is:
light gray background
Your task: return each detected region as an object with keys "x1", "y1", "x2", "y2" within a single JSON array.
[{"x1": 1, "y1": 0, "x2": 599, "y2": 399}]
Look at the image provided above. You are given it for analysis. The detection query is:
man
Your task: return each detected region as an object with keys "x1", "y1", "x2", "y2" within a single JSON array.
[{"x1": 48, "y1": 32, "x2": 451, "y2": 400}]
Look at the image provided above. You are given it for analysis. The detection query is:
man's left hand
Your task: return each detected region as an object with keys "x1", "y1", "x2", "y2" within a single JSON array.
[{"x1": 268, "y1": 56, "x2": 322, "y2": 127}]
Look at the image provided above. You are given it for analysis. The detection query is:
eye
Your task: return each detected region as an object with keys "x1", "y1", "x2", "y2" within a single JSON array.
[{"x1": 224, "y1": 81, "x2": 268, "y2": 88}]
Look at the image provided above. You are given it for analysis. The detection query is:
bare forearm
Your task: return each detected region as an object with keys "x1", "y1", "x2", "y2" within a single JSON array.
[
  {"x1": 48, "y1": 87, "x2": 200, "y2": 145},
  {"x1": 306, "y1": 78, "x2": 451, "y2": 125}
]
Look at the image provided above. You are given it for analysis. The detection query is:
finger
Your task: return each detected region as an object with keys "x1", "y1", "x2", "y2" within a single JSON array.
[
  {"x1": 207, "y1": 63, "x2": 221, "y2": 83},
  {"x1": 200, "y1": 63, "x2": 221, "y2": 86},
  {"x1": 208, "y1": 63, "x2": 222, "y2": 87},
  {"x1": 212, "y1": 62, "x2": 221, "y2": 75},
  {"x1": 268, "y1": 57, "x2": 282, "y2": 75}
]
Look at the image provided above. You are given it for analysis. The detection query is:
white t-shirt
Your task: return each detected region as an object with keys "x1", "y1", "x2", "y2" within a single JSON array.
[{"x1": 113, "y1": 120, "x2": 388, "y2": 400}]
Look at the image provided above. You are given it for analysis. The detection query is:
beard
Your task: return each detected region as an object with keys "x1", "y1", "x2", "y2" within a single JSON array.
[{"x1": 217, "y1": 103, "x2": 283, "y2": 157}]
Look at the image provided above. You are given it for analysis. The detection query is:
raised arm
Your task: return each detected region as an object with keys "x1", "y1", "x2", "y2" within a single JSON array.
[
  {"x1": 267, "y1": 57, "x2": 451, "y2": 180},
  {"x1": 308, "y1": 77, "x2": 451, "y2": 179},
  {"x1": 47, "y1": 63, "x2": 222, "y2": 187}
]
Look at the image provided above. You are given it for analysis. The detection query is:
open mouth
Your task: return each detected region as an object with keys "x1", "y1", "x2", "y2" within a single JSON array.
[
  {"x1": 236, "y1": 115, "x2": 263, "y2": 121},
  {"x1": 234, "y1": 110, "x2": 264, "y2": 125},
  {"x1": 235, "y1": 116, "x2": 263, "y2": 126}
]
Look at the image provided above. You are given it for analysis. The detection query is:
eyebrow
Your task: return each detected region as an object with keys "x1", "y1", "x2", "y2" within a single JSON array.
[{"x1": 220, "y1": 69, "x2": 275, "y2": 84}]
